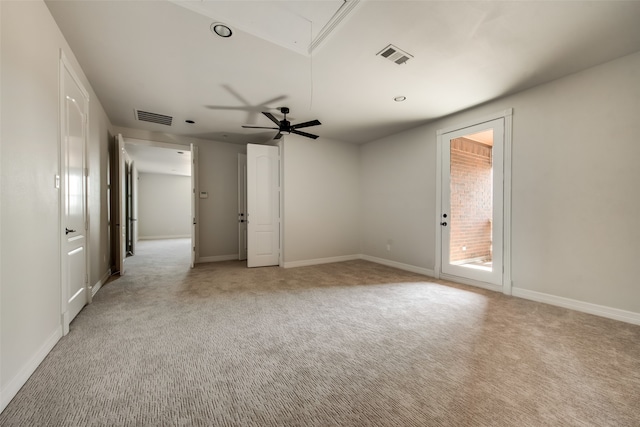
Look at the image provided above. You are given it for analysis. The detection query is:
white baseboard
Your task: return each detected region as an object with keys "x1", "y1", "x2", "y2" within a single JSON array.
[
  {"x1": 512, "y1": 287, "x2": 640, "y2": 326},
  {"x1": 438, "y1": 273, "x2": 503, "y2": 293},
  {"x1": 359, "y1": 255, "x2": 435, "y2": 277},
  {"x1": 197, "y1": 254, "x2": 239, "y2": 263},
  {"x1": 91, "y1": 269, "x2": 111, "y2": 297},
  {"x1": 1, "y1": 326, "x2": 62, "y2": 413},
  {"x1": 283, "y1": 254, "x2": 360, "y2": 269},
  {"x1": 138, "y1": 235, "x2": 190, "y2": 240}
]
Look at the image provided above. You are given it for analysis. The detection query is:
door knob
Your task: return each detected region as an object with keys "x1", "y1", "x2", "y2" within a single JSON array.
[
  {"x1": 65, "y1": 227, "x2": 76, "y2": 235},
  {"x1": 440, "y1": 222, "x2": 447, "y2": 226}
]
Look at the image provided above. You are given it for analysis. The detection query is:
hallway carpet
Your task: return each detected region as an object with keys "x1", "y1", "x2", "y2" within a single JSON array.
[{"x1": 1, "y1": 239, "x2": 639, "y2": 426}]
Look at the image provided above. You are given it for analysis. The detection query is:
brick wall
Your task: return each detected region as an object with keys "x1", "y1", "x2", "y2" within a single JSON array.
[{"x1": 449, "y1": 137, "x2": 493, "y2": 263}]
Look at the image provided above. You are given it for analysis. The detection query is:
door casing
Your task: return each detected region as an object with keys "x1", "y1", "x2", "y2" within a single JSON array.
[{"x1": 435, "y1": 109, "x2": 513, "y2": 295}]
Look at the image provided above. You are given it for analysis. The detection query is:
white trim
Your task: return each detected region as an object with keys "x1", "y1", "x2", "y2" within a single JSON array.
[
  {"x1": 279, "y1": 140, "x2": 284, "y2": 268},
  {"x1": 0, "y1": 327, "x2": 62, "y2": 412},
  {"x1": 197, "y1": 254, "x2": 238, "y2": 263},
  {"x1": 435, "y1": 134, "x2": 443, "y2": 278},
  {"x1": 360, "y1": 255, "x2": 435, "y2": 277},
  {"x1": 512, "y1": 287, "x2": 640, "y2": 326},
  {"x1": 91, "y1": 269, "x2": 111, "y2": 297},
  {"x1": 502, "y1": 109, "x2": 513, "y2": 295},
  {"x1": 309, "y1": 0, "x2": 361, "y2": 53},
  {"x1": 121, "y1": 137, "x2": 188, "y2": 151},
  {"x1": 435, "y1": 109, "x2": 513, "y2": 294},
  {"x1": 138, "y1": 235, "x2": 190, "y2": 240},
  {"x1": 283, "y1": 254, "x2": 360, "y2": 269},
  {"x1": 439, "y1": 273, "x2": 503, "y2": 293},
  {"x1": 436, "y1": 109, "x2": 513, "y2": 136}
]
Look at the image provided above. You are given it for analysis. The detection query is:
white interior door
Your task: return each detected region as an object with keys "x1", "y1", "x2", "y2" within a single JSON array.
[
  {"x1": 247, "y1": 144, "x2": 280, "y2": 268},
  {"x1": 115, "y1": 134, "x2": 127, "y2": 275},
  {"x1": 440, "y1": 118, "x2": 504, "y2": 287},
  {"x1": 190, "y1": 143, "x2": 198, "y2": 268},
  {"x1": 61, "y1": 53, "x2": 89, "y2": 334},
  {"x1": 238, "y1": 153, "x2": 248, "y2": 261}
]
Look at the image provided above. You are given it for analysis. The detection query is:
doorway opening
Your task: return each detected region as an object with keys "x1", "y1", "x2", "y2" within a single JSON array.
[{"x1": 111, "y1": 137, "x2": 196, "y2": 273}]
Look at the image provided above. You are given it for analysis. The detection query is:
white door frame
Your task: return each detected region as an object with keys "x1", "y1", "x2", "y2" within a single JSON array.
[
  {"x1": 238, "y1": 153, "x2": 248, "y2": 261},
  {"x1": 190, "y1": 143, "x2": 198, "y2": 268},
  {"x1": 114, "y1": 134, "x2": 127, "y2": 275},
  {"x1": 59, "y1": 51, "x2": 90, "y2": 335},
  {"x1": 435, "y1": 109, "x2": 513, "y2": 295}
]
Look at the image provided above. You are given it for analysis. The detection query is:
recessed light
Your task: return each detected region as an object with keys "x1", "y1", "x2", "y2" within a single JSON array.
[
  {"x1": 211, "y1": 23, "x2": 232, "y2": 38},
  {"x1": 394, "y1": 96, "x2": 407, "y2": 102},
  {"x1": 185, "y1": 119, "x2": 195, "y2": 124}
]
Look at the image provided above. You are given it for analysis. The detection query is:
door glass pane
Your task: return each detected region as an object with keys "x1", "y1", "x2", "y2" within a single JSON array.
[{"x1": 449, "y1": 129, "x2": 494, "y2": 272}]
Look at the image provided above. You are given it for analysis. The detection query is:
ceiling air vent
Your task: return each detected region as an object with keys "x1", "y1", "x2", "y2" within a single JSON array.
[
  {"x1": 377, "y1": 44, "x2": 413, "y2": 65},
  {"x1": 135, "y1": 109, "x2": 173, "y2": 126}
]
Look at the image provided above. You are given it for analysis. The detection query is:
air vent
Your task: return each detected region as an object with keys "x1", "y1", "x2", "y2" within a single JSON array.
[
  {"x1": 135, "y1": 109, "x2": 173, "y2": 126},
  {"x1": 377, "y1": 44, "x2": 413, "y2": 65}
]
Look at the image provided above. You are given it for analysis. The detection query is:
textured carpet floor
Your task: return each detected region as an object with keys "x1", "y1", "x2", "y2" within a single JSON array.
[{"x1": 1, "y1": 239, "x2": 639, "y2": 426}]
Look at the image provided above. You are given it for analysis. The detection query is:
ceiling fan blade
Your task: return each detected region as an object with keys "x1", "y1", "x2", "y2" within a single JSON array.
[
  {"x1": 291, "y1": 129, "x2": 319, "y2": 139},
  {"x1": 273, "y1": 133, "x2": 283, "y2": 140},
  {"x1": 222, "y1": 84, "x2": 251, "y2": 106},
  {"x1": 242, "y1": 125, "x2": 279, "y2": 130},
  {"x1": 205, "y1": 105, "x2": 249, "y2": 111},
  {"x1": 291, "y1": 119, "x2": 321, "y2": 130},
  {"x1": 262, "y1": 112, "x2": 281, "y2": 126}
]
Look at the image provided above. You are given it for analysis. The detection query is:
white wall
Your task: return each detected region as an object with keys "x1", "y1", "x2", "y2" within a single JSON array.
[
  {"x1": 138, "y1": 173, "x2": 191, "y2": 239},
  {"x1": 282, "y1": 135, "x2": 360, "y2": 265},
  {"x1": 1, "y1": 0, "x2": 113, "y2": 411},
  {"x1": 361, "y1": 51, "x2": 640, "y2": 316}
]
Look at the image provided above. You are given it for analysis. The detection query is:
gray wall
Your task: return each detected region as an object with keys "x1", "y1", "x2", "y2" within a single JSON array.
[
  {"x1": 2, "y1": 0, "x2": 639, "y2": 416},
  {"x1": 1, "y1": 0, "x2": 113, "y2": 410},
  {"x1": 137, "y1": 173, "x2": 191, "y2": 239},
  {"x1": 361, "y1": 50, "x2": 640, "y2": 314},
  {"x1": 282, "y1": 136, "x2": 360, "y2": 265}
]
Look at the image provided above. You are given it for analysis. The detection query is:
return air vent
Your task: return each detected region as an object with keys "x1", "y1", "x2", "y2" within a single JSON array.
[
  {"x1": 376, "y1": 44, "x2": 413, "y2": 65},
  {"x1": 135, "y1": 109, "x2": 173, "y2": 126}
]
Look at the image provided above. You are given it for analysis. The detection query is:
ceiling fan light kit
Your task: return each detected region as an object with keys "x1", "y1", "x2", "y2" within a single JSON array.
[{"x1": 242, "y1": 107, "x2": 322, "y2": 140}]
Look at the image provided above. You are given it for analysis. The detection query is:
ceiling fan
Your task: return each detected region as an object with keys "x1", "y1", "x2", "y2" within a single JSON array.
[{"x1": 242, "y1": 107, "x2": 321, "y2": 140}]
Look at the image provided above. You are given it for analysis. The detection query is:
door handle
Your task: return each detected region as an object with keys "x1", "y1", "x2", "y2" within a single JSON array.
[
  {"x1": 65, "y1": 227, "x2": 76, "y2": 235},
  {"x1": 440, "y1": 222, "x2": 447, "y2": 227}
]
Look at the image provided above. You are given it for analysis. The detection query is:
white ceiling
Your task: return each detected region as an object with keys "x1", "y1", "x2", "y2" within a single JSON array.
[
  {"x1": 125, "y1": 140, "x2": 192, "y2": 176},
  {"x1": 46, "y1": 0, "x2": 640, "y2": 149}
]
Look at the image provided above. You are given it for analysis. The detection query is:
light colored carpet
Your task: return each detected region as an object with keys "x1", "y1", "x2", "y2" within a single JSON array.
[{"x1": 1, "y1": 239, "x2": 639, "y2": 426}]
